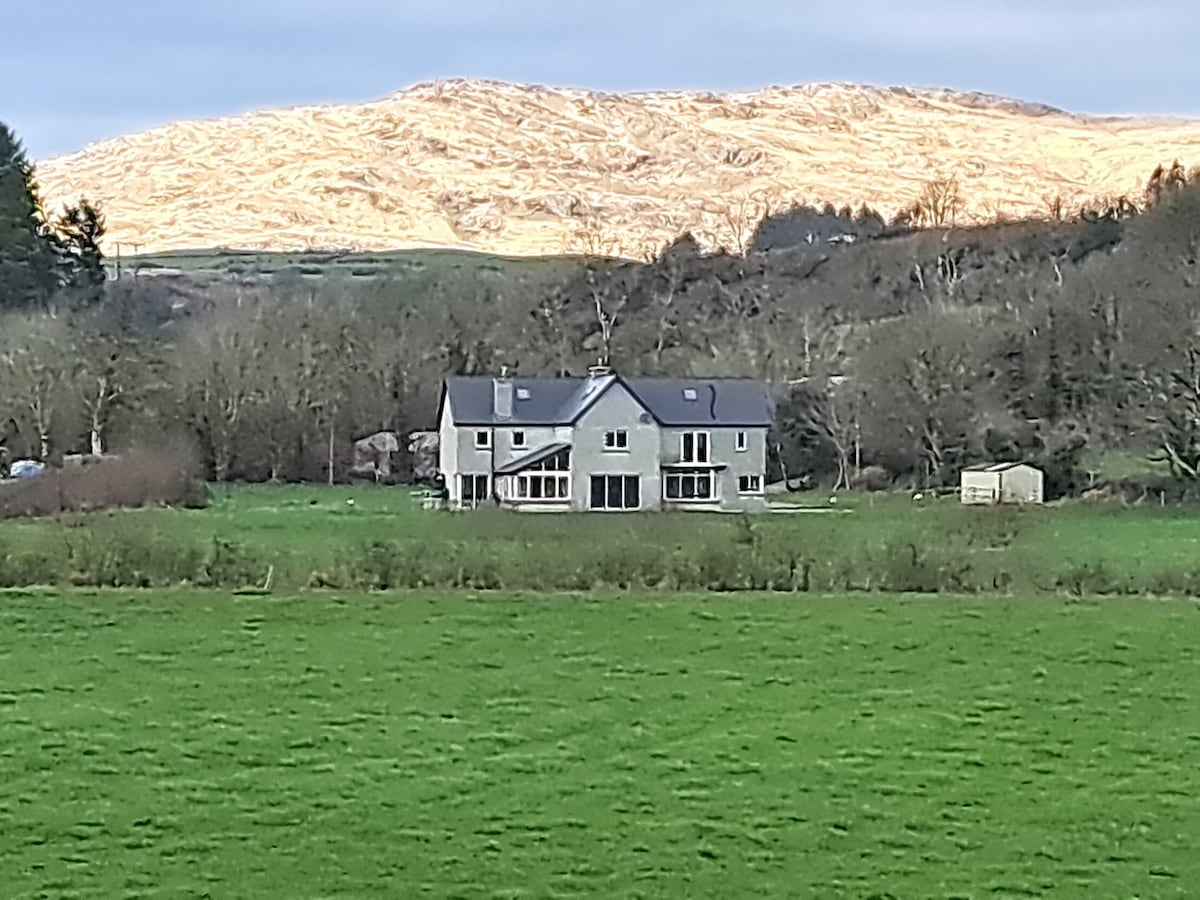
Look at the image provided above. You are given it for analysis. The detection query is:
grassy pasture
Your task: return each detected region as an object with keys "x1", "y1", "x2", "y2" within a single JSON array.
[
  {"x1": 6, "y1": 484, "x2": 1200, "y2": 595},
  {"x1": 2, "y1": 590, "x2": 1199, "y2": 897}
]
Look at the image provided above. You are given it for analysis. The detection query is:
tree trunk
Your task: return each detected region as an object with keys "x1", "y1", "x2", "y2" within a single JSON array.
[{"x1": 327, "y1": 420, "x2": 335, "y2": 487}]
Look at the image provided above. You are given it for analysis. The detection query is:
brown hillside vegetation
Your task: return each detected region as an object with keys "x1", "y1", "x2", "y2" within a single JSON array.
[{"x1": 34, "y1": 79, "x2": 1200, "y2": 259}]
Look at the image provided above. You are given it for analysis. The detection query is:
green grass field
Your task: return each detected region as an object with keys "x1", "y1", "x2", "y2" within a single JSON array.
[
  {"x1": 2, "y1": 589, "x2": 1198, "y2": 897},
  {"x1": 7, "y1": 483, "x2": 1200, "y2": 595}
]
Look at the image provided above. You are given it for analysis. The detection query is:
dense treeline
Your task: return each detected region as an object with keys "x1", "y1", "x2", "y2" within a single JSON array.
[{"x1": 4, "y1": 115, "x2": 1200, "y2": 491}]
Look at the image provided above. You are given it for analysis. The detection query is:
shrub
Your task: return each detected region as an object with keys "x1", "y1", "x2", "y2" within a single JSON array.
[
  {"x1": 851, "y1": 465, "x2": 892, "y2": 492},
  {"x1": 63, "y1": 522, "x2": 204, "y2": 588},
  {"x1": 0, "y1": 548, "x2": 61, "y2": 587},
  {"x1": 196, "y1": 538, "x2": 261, "y2": 588},
  {"x1": 0, "y1": 445, "x2": 206, "y2": 520}
]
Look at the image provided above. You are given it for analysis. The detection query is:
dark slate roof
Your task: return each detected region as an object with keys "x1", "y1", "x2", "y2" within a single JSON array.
[
  {"x1": 494, "y1": 442, "x2": 571, "y2": 475},
  {"x1": 442, "y1": 375, "x2": 772, "y2": 427},
  {"x1": 442, "y1": 377, "x2": 581, "y2": 425},
  {"x1": 624, "y1": 378, "x2": 772, "y2": 427}
]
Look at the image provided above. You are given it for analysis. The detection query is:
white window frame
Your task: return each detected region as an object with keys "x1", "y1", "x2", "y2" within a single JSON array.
[
  {"x1": 474, "y1": 429, "x2": 491, "y2": 449},
  {"x1": 680, "y1": 431, "x2": 710, "y2": 464},
  {"x1": 511, "y1": 430, "x2": 527, "y2": 448},
  {"x1": 514, "y1": 472, "x2": 570, "y2": 501},
  {"x1": 458, "y1": 474, "x2": 490, "y2": 508},
  {"x1": 590, "y1": 474, "x2": 640, "y2": 510},
  {"x1": 736, "y1": 431, "x2": 748, "y2": 452},
  {"x1": 664, "y1": 471, "x2": 713, "y2": 501},
  {"x1": 737, "y1": 474, "x2": 763, "y2": 494},
  {"x1": 603, "y1": 429, "x2": 629, "y2": 452}
]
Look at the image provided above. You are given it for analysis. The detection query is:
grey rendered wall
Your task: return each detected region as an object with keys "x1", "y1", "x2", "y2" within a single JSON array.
[
  {"x1": 658, "y1": 425, "x2": 769, "y2": 512},
  {"x1": 449, "y1": 424, "x2": 493, "y2": 504},
  {"x1": 572, "y1": 384, "x2": 661, "y2": 510},
  {"x1": 438, "y1": 402, "x2": 461, "y2": 504},
  {"x1": 720, "y1": 426, "x2": 769, "y2": 512},
  {"x1": 493, "y1": 425, "x2": 570, "y2": 509}
]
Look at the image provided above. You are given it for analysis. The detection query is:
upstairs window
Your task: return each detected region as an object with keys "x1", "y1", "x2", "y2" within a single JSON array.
[
  {"x1": 736, "y1": 431, "x2": 748, "y2": 452},
  {"x1": 604, "y1": 429, "x2": 629, "y2": 451},
  {"x1": 474, "y1": 430, "x2": 491, "y2": 449},
  {"x1": 681, "y1": 431, "x2": 710, "y2": 463},
  {"x1": 512, "y1": 431, "x2": 527, "y2": 448}
]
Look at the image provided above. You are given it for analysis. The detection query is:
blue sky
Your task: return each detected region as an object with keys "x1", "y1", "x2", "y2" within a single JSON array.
[{"x1": 3, "y1": 0, "x2": 1197, "y2": 160}]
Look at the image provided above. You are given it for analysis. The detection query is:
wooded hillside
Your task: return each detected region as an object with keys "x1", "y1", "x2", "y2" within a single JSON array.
[{"x1": 5, "y1": 173, "x2": 1200, "y2": 494}]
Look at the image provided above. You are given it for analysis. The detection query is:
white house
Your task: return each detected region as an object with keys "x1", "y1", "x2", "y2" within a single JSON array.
[
  {"x1": 436, "y1": 367, "x2": 773, "y2": 512},
  {"x1": 960, "y1": 462, "x2": 1044, "y2": 505}
]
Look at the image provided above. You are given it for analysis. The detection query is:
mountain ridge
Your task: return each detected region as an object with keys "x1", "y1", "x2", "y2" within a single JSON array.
[{"x1": 34, "y1": 78, "x2": 1200, "y2": 259}]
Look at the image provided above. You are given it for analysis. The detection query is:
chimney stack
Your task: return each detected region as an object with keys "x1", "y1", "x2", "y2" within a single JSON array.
[
  {"x1": 586, "y1": 357, "x2": 613, "y2": 378},
  {"x1": 494, "y1": 368, "x2": 514, "y2": 420}
]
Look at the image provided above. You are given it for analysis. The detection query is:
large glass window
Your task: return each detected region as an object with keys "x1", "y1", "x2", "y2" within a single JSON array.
[
  {"x1": 515, "y1": 473, "x2": 569, "y2": 500},
  {"x1": 590, "y1": 475, "x2": 640, "y2": 509},
  {"x1": 512, "y1": 447, "x2": 571, "y2": 501},
  {"x1": 664, "y1": 472, "x2": 712, "y2": 500},
  {"x1": 459, "y1": 474, "x2": 490, "y2": 507}
]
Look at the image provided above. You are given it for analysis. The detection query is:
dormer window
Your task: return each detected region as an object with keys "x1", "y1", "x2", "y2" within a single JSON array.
[
  {"x1": 682, "y1": 388, "x2": 698, "y2": 401},
  {"x1": 516, "y1": 388, "x2": 531, "y2": 400}
]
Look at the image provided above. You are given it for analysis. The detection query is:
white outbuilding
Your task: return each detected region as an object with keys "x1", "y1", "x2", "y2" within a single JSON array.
[{"x1": 960, "y1": 462, "x2": 1044, "y2": 505}]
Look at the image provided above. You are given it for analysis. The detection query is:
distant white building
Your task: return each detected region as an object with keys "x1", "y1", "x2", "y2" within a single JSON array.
[{"x1": 960, "y1": 462, "x2": 1044, "y2": 505}]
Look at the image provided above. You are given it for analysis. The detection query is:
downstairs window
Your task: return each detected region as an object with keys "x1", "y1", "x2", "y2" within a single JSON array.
[
  {"x1": 590, "y1": 475, "x2": 640, "y2": 509},
  {"x1": 738, "y1": 474, "x2": 762, "y2": 494},
  {"x1": 664, "y1": 472, "x2": 712, "y2": 500}
]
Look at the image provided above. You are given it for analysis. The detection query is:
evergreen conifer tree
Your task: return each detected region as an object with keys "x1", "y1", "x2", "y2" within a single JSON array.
[{"x1": 0, "y1": 122, "x2": 60, "y2": 309}]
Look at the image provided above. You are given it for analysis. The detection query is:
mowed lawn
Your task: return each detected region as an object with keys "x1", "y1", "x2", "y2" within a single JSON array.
[{"x1": 2, "y1": 592, "x2": 1200, "y2": 898}]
